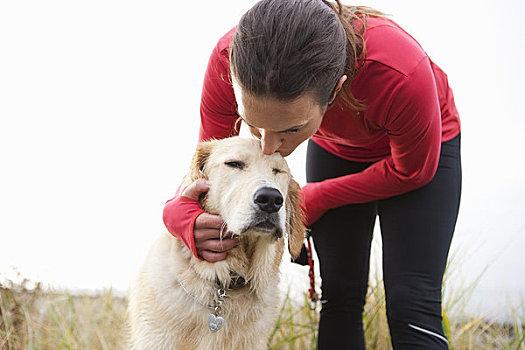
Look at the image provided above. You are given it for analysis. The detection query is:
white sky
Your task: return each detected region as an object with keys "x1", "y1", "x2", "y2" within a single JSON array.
[{"x1": 1, "y1": 0, "x2": 524, "y2": 319}]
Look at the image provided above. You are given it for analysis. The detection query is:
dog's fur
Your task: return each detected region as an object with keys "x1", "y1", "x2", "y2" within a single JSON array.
[{"x1": 128, "y1": 137, "x2": 306, "y2": 350}]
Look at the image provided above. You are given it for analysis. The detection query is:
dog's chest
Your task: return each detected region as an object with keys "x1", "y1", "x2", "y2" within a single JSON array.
[{"x1": 172, "y1": 285, "x2": 280, "y2": 350}]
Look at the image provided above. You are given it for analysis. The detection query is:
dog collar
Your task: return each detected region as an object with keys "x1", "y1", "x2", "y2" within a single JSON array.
[{"x1": 217, "y1": 272, "x2": 247, "y2": 291}]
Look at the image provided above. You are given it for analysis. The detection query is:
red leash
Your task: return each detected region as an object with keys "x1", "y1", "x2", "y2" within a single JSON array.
[{"x1": 306, "y1": 231, "x2": 318, "y2": 309}]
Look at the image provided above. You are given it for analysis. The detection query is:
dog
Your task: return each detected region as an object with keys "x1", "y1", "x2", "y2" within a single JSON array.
[{"x1": 128, "y1": 136, "x2": 306, "y2": 350}]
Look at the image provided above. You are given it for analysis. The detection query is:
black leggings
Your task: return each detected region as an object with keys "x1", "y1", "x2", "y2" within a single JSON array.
[{"x1": 306, "y1": 134, "x2": 461, "y2": 350}]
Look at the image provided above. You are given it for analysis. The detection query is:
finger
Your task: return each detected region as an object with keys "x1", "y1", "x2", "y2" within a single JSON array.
[
  {"x1": 194, "y1": 228, "x2": 233, "y2": 242},
  {"x1": 194, "y1": 212, "x2": 226, "y2": 230},
  {"x1": 199, "y1": 250, "x2": 228, "y2": 263},
  {"x1": 181, "y1": 179, "x2": 210, "y2": 201},
  {"x1": 196, "y1": 238, "x2": 239, "y2": 252}
]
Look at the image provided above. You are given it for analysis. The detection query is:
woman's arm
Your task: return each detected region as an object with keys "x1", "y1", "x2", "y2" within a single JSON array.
[{"x1": 302, "y1": 58, "x2": 442, "y2": 225}]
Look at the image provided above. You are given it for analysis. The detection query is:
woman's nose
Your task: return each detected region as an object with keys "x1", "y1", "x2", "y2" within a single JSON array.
[{"x1": 260, "y1": 130, "x2": 283, "y2": 155}]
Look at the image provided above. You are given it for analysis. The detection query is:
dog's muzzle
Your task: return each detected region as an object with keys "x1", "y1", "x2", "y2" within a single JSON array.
[{"x1": 240, "y1": 186, "x2": 284, "y2": 238}]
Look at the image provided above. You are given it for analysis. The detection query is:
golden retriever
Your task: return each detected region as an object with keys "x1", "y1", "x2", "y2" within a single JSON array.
[{"x1": 128, "y1": 136, "x2": 306, "y2": 350}]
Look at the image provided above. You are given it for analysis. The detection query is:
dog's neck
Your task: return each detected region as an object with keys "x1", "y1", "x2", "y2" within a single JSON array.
[
  {"x1": 177, "y1": 231, "x2": 283, "y2": 298},
  {"x1": 208, "y1": 237, "x2": 257, "y2": 292}
]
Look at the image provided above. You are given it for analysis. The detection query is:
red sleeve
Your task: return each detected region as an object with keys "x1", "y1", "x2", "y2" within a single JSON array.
[
  {"x1": 303, "y1": 57, "x2": 442, "y2": 221},
  {"x1": 162, "y1": 180, "x2": 205, "y2": 259},
  {"x1": 198, "y1": 27, "x2": 240, "y2": 142},
  {"x1": 163, "y1": 195, "x2": 205, "y2": 259}
]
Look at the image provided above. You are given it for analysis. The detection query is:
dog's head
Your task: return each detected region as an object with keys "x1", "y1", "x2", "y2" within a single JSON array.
[{"x1": 188, "y1": 137, "x2": 305, "y2": 259}]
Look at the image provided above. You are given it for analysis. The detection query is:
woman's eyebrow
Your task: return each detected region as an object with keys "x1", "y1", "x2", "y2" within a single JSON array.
[{"x1": 278, "y1": 124, "x2": 304, "y2": 133}]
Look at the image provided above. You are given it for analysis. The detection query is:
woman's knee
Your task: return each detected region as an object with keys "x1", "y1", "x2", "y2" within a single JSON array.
[
  {"x1": 385, "y1": 281, "x2": 448, "y2": 349},
  {"x1": 386, "y1": 279, "x2": 442, "y2": 321},
  {"x1": 320, "y1": 279, "x2": 368, "y2": 315}
]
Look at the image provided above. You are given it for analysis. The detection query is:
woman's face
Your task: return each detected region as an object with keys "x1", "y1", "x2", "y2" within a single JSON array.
[{"x1": 234, "y1": 87, "x2": 327, "y2": 157}]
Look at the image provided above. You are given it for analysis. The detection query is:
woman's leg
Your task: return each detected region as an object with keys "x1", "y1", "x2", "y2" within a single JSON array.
[
  {"x1": 378, "y1": 135, "x2": 462, "y2": 349},
  {"x1": 306, "y1": 140, "x2": 377, "y2": 350}
]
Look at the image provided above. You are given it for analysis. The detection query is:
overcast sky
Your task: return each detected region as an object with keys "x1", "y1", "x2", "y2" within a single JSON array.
[{"x1": 1, "y1": 0, "x2": 524, "y2": 320}]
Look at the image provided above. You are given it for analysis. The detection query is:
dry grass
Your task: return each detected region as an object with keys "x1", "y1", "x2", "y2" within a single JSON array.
[
  {"x1": 1, "y1": 272, "x2": 524, "y2": 350},
  {"x1": 0, "y1": 278, "x2": 127, "y2": 350}
]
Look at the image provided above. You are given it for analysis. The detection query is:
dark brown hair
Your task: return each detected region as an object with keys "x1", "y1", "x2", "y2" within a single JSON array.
[{"x1": 230, "y1": 0, "x2": 384, "y2": 111}]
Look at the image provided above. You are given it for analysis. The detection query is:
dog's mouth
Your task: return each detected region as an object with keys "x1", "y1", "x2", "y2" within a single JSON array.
[
  {"x1": 240, "y1": 216, "x2": 283, "y2": 238},
  {"x1": 254, "y1": 220, "x2": 276, "y2": 232}
]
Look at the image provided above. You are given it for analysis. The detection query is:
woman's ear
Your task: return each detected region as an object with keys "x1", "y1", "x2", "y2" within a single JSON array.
[
  {"x1": 286, "y1": 178, "x2": 307, "y2": 259},
  {"x1": 328, "y1": 75, "x2": 348, "y2": 105},
  {"x1": 189, "y1": 140, "x2": 216, "y2": 182}
]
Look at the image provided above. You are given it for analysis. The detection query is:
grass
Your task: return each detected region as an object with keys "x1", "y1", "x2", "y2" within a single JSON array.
[
  {"x1": 0, "y1": 277, "x2": 127, "y2": 350},
  {"x1": 1, "y1": 268, "x2": 524, "y2": 350}
]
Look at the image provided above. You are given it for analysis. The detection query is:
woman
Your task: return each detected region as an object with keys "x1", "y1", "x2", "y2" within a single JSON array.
[{"x1": 163, "y1": 0, "x2": 461, "y2": 349}]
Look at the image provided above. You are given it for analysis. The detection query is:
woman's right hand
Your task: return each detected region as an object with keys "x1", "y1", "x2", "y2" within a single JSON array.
[{"x1": 181, "y1": 179, "x2": 239, "y2": 262}]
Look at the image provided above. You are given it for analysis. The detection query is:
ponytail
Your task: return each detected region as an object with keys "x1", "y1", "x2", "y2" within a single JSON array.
[{"x1": 321, "y1": 1, "x2": 386, "y2": 111}]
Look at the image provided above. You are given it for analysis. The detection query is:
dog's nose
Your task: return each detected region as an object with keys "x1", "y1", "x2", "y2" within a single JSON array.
[{"x1": 253, "y1": 187, "x2": 283, "y2": 213}]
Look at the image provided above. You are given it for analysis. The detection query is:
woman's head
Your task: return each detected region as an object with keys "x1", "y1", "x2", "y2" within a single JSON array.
[
  {"x1": 230, "y1": 0, "x2": 379, "y2": 155},
  {"x1": 230, "y1": 0, "x2": 348, "y2": 106}
]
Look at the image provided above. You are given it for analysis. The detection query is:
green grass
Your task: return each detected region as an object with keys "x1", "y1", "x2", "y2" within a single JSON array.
[{"x1": 1, "y1": 269, "x2": 524, "y2": 350}]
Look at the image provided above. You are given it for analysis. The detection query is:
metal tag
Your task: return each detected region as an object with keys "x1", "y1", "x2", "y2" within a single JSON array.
[{"x1": 208, "y1": 313, "x2": 225, "y2": 333}]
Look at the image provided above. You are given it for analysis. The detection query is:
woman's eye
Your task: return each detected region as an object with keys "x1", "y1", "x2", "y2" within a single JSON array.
[{"x1": 225, "y1": 161, "x2": 245, "y2": 169}]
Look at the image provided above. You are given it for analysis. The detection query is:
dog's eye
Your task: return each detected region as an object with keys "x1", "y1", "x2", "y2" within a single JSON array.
[
  {"x1": 273, "y1": 168, "x2": 283, "y2": 175},
  {"x1": 225, "y1": 161, "x2": 245, "y2": 170}
]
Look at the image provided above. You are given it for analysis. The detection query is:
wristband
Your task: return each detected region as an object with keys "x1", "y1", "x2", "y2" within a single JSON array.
[{"x1": 163, "y1": 195, "x2": 205, "y2": 259}]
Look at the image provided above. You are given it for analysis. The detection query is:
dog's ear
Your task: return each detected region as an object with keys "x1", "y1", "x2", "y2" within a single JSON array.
[
  {"x1": 189, "y1": 139, "x2": 216, "y2": 182},
  {"x1": 286, "y1": 178, "x2": 307, "y2": 259}
]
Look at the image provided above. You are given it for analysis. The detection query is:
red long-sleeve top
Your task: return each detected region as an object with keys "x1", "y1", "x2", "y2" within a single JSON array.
[
  {"x1": 164, "y1": 16, "x2": 461, "y2": 249},
  {"x1": 198, "y1": 16, "x2": 460, "y2": 206}
]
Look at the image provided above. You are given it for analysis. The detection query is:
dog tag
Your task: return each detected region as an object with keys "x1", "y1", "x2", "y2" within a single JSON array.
[{"x1": 208, "y1": 314, "x2": 224, "y2": 333}]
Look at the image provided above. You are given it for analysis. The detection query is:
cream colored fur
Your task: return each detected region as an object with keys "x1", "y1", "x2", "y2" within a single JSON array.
[{"x1": 128, "y1": 137, "x2": 306, "y2": 350}]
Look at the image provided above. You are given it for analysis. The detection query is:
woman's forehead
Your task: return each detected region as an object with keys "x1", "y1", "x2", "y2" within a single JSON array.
[{"x1": 234, "y1": 85, "x2": 320, "y2": 131}]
